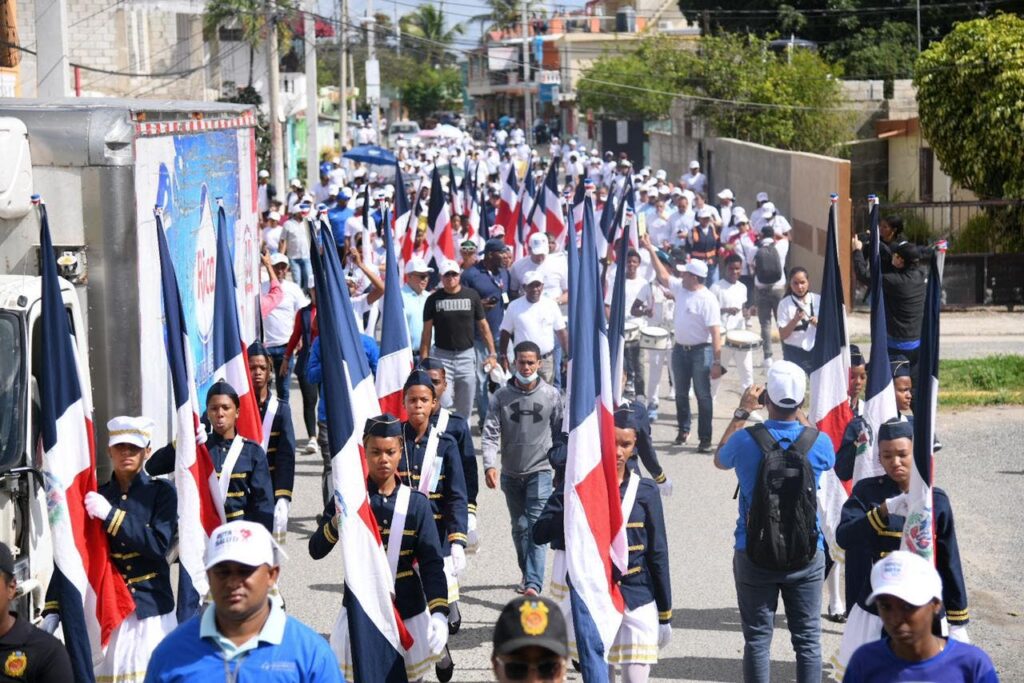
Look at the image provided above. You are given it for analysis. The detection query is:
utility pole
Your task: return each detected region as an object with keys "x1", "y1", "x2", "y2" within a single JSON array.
[
  {"x1": 521, "y1": 0, "x2": 533, "y2": 145},
  {"x1": 267, "y1": 1, "x2": 285, "y2": 193},
  {"x1": 366, "y1": 1, "x2": 381, "y2": 144},
  {"x1": 34, "y1": 0, "x2": 70, "y2": 97},
  {"x1": 305, "y1": 0, "x2": 319, "y2": 189},
  {"x1": 916, "y1": 0, "x2": 922, "y2": 52},
  {"x1": 339, "y1": 0, "x2": 349, "y2": 150}
]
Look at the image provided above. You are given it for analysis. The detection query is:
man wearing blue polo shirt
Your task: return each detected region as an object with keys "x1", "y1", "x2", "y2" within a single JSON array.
[
  {"x1": 460, "y1": 239, "x2": 512, "y2": 427},
  {"x1": 402, "y1": 257, "x2": 434, "y2": 360},
  {"x1": 713, "y1": 361, "x2": 835, "y2": 683},
  {"x1": 144, "y1": 521, "x2": 342, "y2": 682}
]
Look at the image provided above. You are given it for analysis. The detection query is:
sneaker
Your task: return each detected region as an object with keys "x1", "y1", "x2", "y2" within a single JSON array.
[
  {"x1": 514, "y1": 580, "x2": 526, "y2": 594},
  {"x1": 523, "y1": 587, "x2": 539, "y2": 597},
  {"x1": 673, "y1": 432, "x2": 689, "y2": 446},
  {"x1": 303, "y1": 439, "x2": 319, "y2": 454},
  {"x1": 764, "y1": 356, "x2": 774, "y2": 370},
  {"x1": 697, "y1": 441, "x2": 713, "y2": 453}
]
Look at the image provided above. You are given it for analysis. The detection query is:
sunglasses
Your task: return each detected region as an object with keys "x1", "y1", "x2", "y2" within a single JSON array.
[
  {"x1": 495, "y1": 656, "x2": 563, "y2": 681},
  {"x1": 443, "y1": 272, "x2": 460, "y2": 278}
]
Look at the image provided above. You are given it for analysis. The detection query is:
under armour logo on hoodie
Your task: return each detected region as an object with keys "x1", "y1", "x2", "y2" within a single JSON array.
[{"x1": 509, "y1": 401, "x2": 544, "y2": 424}]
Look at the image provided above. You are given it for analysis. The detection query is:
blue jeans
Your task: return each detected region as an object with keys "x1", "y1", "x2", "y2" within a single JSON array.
[
  {"x1": 733, "y1": 549, "x2": 825, "y2": 683},
  {"x1": 500, "y1": 470, "x2": 552, "y2": 592},
  {"x1": 473, "y1": 339, "x2": 492, "y2": 427},
  {"x1": 671, "y1": 343, "x2": 713, "y2": 442},
  {"x1": 266, "y1": 344, "x2": 294, "y2": 402},
  {"x1": 432, "y1": 346, "x2": 477, "y2": 420},
  {"x1": 290, "y1": 257, "x2": 312, "y2": 290}
]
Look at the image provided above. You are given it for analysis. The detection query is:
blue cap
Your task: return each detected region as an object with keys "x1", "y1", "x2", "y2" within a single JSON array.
[
  {"x1": 403, "y1": 369, "x2": 436, "y2": 397},
  {"x1": 364, "y1": 414, "x2": 403, "y2": 438},
  {"x1": 878, "y1": 419, "x2": 914, "y2": 442},
  {"x1": 484, "y1": 238, "x2": 508, "y2": 254}
]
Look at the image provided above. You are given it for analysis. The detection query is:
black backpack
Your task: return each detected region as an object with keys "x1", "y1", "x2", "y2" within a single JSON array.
[
  {"x1": 754, "y1": 241, "x2": 783, "y2": 284},
  {"x1": 745, "y1": 424, "x2": 820, "y2": 571}
]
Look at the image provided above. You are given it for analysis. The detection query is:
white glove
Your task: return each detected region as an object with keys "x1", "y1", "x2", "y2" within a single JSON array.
[
  {"x1": 450, "y1": 544, "x2": 467, "y2": 577},
  {"x1": 949, "y1": 624, "x2": 970, "y2": 643},
  {"x1": 273, "y1": 499, "x2": 290, "y2": 544},
  {"x1": 41, "y1": 613, "x2": 60, "y2": 634},
  {"x1": 84, "y1": 492, "x2": 113, "y2": 521},
  {"x1": 658, "y1": 478, "x2": 674, "y2": 497},
  {"x1": 884, "y1": 493, "x2": 909, "y2": 517},
  {"x1": 466, "y1": 512, "x2": 479, "y2": 553},
  {"x1": 427, "y1": 612, "x2": 449, "y2": 654},
  {"x1": 658, "y1": 623, "x2": 672, "y2": 648}
]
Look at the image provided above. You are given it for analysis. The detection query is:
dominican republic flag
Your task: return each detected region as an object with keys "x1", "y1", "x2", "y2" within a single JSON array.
[
  {"x1": 478, "y1": 185, "x2": 491, "y2": 242},
  {"x1": 212, "y1": 204, "x2": 263, "y2": 442},
  {"x1": 155, "y1": 211, "x2": 223, "y2": 622},
  {"x1": 566, "y1": 196, "x2": 627, "y2": 682},
  {"x1": 607, "y1": 211, "x2": 631, "y2": 407},
  {"x1": 462, "y1": 164, "x2": 480, "y2": 244},
  {"x1": 809, "y1": 195, "x2": 855, "y2": 553},
  {"x1": 309, "y1": 216, "x2": 411, "y2": 682},
  {"x1": 570, "y1": 179, "x2": 587, "y2": 239},
  {"x1": 447, "y1": 161, "x2": 463, "y2": 219},
  {"x1": 36, "y1": 201, "x2": 134, "y2": 682},
  {"x1": 543, "y1": 159, "x2": 566, "y2": 249},
  {"x1": 856, "y1": 197, "x2": 898, "y2": 485},
  {"x1": 376, "y1": 208, "x2": 413, "y2": 419},
  {"x1": 496, "y1": 163, "x2": 520, "y2": 240},
  {"x1": 427, "y1": 167, "x2": 455, "y2": 269},
  {"x1": 902, "y1": 254, "x2": 941, "y2": 561}
]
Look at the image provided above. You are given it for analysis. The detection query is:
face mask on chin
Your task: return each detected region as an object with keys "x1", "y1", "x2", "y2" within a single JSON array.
[{"x1": 515, "y1": 370, "x2": 538, "y2": 385}]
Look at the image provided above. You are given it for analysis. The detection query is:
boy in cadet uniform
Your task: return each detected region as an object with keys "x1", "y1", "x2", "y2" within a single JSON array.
[
  {"x1": 416, "y1": 358, "x2": 481, "y2": 552},
  {"x1": 148, "y1": 382, "x2": 275, "y2": 530},
  {"x1": 45, "y1": 416, "x2": 176, "y2": 681},
  {"x1": 309, "y1": 415, "x2": 449, "y2": 682},
  {"x1": 400, "y1": 370, "x2": 468, "y2": 682},
  {"x1": 616, "y1": 400, "x2": 673, "y2": 496},
  {"x1": 833, "y1": 419, "x2": 969, "y2": 678},
  {"x1": 248, "y1": 342, "x2": 297, "y2": 542}
]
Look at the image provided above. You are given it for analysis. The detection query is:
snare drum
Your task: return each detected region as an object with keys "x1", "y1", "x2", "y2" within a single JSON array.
[
  {"x1": 624, "y1": 322, "x2": 640, "y2": 344},
  {"x1": 725, "y1": 329, "x2": 761, "y2": 350},
  {"x1": 639, "y1": 327, "x2": 673, "y2": 351}
]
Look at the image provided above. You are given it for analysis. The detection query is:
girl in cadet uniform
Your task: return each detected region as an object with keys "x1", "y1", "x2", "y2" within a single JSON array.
[
  {"x1": 832, "y1": 419, "x2": 970, "y2": 679},
  {"x1": 147, "y1": 381, "x2": 275, "y2": 531},
  {"x1": 248, "y1": 341, "x2": 296, "y2": 543},
  {"x1": 308, "y1": 414, "x2": 449, "y2": 683},
  {"x1": 45, "y1": 416, "x2": 177, "y2": 681},
  {"x1": 400, "y1": 370, "x2": 468, "y2": 683},
  {"x1": 534, "y1": 408, "x2": 673, "y2": 683}
]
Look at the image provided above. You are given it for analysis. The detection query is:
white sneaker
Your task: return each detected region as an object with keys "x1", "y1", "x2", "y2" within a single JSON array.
[{"x1": 304, "y1": 439, "x2": 319, "y2": 454}]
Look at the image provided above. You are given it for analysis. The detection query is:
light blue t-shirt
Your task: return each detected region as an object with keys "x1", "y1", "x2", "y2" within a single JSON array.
[
  {"x1": 844, "y1": 638, "x2": 999, "y2": 683},
  {"x1": 402, "y1": 283, "x2": 430, "y2": 350},
  {"x1": 717, "y1": 419, "x2": 835, "y2": 551}
]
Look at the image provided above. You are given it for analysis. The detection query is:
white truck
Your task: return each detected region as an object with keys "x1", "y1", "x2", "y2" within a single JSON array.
[{"x1": 0, "y1": 98, "x2": 261, "y2": 623}]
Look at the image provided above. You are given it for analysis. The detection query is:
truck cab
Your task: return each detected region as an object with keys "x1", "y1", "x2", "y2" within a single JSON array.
[{"x1": 0, "y1": 274, "x2": 88, "y2": 623}]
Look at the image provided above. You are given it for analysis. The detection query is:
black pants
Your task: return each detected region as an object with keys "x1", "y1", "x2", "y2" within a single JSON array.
[
  {"x1": 297, "y1": 373, "x2": 319, "y2": 439},
  {"x1": 782, "y1": 344, "x2": 815, "y2": 377},
  {"x1": 624, "y1": 342, "x2": 645, "y2": 398}
]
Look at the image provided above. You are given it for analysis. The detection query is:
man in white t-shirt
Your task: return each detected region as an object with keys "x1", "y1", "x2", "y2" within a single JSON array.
[
  {"x1": 753, "y1": 225, "x2": 788, "y2": 367},
  {"x1": 263, "y1": 212, "x2": 284, "y2": 254},
  {"x1": 711, "y1": 254, "x2": 755, "y2": 399},
  {"x1": 262, "y1": 254, "x2": 310, "y2": 401},
  {"x1": 644, "y1": 235, "x2": 722, "y2": 452},
  {"x1": 498, "y1": 271, "x2": 567, "y2": 384},
  {"x1": 510, "y1": 233, "x2": 568, "y2": 303},
  {"x1": 604, "y1": 249, "x2": 654, "y2": 399},
  {"x1": 681, "y1": 160, "x2": 707, "y2": 196},
  {"x1": 280, "y1": 209, "x2": 312, "y2": 291}
]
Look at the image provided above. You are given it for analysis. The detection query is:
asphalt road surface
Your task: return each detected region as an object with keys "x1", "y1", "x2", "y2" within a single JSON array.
[{"x1": 278, "y1": 318, "x2": 1024, "y2": 682}]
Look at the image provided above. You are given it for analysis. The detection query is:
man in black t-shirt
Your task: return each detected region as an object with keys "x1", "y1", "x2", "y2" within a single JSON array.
[
  {"x1": 0, "y1": 543, "x2": 73, "y2": 682},
  {"x1": 421, "y1": 259, "x2": 498, "y2": 419}
]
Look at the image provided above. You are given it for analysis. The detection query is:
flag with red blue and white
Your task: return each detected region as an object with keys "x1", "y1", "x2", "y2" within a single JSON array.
[
  {"x1": 376, "y1": 207, "x2": 413, "y2": 419},
  {"x1": 427, "y1": 167, "x2": 456, "y2": 270},
  {"x1": 496, "y1": 163, "x2": 520, "y2": 242}
]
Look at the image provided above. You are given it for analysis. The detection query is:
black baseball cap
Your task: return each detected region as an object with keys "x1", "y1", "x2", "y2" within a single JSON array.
[
  {"x1": 493, "y1": 596, "x2": 568, "y2": 657},
  {"x1": 0, "y1": 543, "x2": 14, "y2": 576}
]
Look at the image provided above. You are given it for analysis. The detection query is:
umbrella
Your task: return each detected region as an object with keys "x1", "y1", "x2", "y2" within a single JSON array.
[{"x1": 343, "y1": 145, "x2": 398, "y2": 165}]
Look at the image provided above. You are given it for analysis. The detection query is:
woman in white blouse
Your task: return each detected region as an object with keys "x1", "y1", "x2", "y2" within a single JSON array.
[{"x1": 776, "y1": 267, "x2": 820, "y2": 375}]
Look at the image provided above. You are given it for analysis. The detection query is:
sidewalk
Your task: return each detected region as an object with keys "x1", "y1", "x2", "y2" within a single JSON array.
[{"x1": 846, "y1": 310, "x2": 1024, "y2": 360}]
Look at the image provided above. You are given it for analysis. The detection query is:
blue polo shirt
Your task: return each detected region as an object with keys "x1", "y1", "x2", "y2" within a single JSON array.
[
  {"x1": 144, "y1": 601, "x2": 343, "y2": 682},
  {"x1": 717, "y1": 420, "x2": 835, "y2": 551},
  {"x1": 402, "y1": 283, "x2": 431, "y2": 350},
  {"x1": 460, "y1": 262, "x2": 511, "y2": 342}
]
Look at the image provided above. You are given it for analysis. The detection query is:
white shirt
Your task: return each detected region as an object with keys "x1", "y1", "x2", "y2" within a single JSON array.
[
  {"x1": 258, "y1": 183, "x2": 271, "y2": 213},
  {"x1": 777, "y1": 292, "x2": 821, "y2": 352},
  {"x1": 261, "y1": 279, "x2": 308, "y2": 346},
  {"x1": 604, "y1": 275, "x2": 653, "y2": 326},
  {"x1": 262, "y1": 225, "x2": 283, "y2": 254},
  {"x1": 312, "y1": 182, "x2": 332, "y2": 204},
  {"x1": 754, "y1": 238, "x2": 788, "y2": 288},
  {"x1": 282, "y1": 219, "x2": 310, "y2": 259},
  {"x1": 647, "y1": 213, "x2": 672, "y2": 247},
  {"x1": 499, "y1": 296, "x2": 566, "y2": 355},
  {"x1": 668, "y1": 279, "x2": 721, "y2": 345},
  {"x1": 682, "y1": 172, "x2": 707, "y2": 196},
  {"x1": 711, "y1": 279, "x2": 749, "y2": 332},
  {"x1": 510, "y1": 255, "x2": 568, "y2": 300},
  {"x1": 668, "y1": 208, "x2": 694, "y2": 244}
]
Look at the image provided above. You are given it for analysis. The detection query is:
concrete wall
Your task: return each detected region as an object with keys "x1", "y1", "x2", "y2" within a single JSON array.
[{"x1": 706, "y1": 137, "x2": 853, "y2": 301}]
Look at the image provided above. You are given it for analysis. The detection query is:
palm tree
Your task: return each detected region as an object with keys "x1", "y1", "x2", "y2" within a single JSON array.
[
  {"x1": 471, "y1": 0, "x2": 542, "y2": 33},
  {"x1": 204, "y1": 0, "x2": 296, "y2": 88},
  {"x1": 399, "y1": 5, "x2": 464, "y2": 65}
]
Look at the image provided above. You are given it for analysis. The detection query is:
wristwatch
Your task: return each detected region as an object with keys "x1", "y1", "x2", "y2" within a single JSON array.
[{"x1": 733, "y1": 408, "x2": 750, "y2": 421}]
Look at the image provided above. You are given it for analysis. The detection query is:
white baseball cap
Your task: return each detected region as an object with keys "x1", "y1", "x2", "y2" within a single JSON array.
[
  {"x1": 523, "y1": 270, "x2": 544, "y2": 285},
  {"x1": 766, "y1": 360, "x2": 806, "y2": 408},
  {"x1": 756, "y1": 191, "x2": 770, "y2": 203},
  {"x1": 689, "y1": 160, "x2": 700, "y2": 169},
  {"x1": 404, "y1": 258, "x2": 434, "y2": 274},
  {"x1": 439, "y1": 259, "x2": 461, "y2": 276},
  {"x1": 681, "y1": 260, "x2": 708, "y2": 278},
  {"x1": 267, "y1": 211, "x2": 281, "y2": 222},
  {"x1": 528, "y1": 232, "x2": 549, "y2": 255},
  {"x1": 655, "y1": 169, "x2": 667, "y2": 181},
  {"x1": 258, "y1": 169, "x2": 270, "y2": 178},
  {"x1": 270, "y1": 253, "x2": 289, "y2": 267},
  {"x1": 697, "y1": 207, "x2": 714, "y2": 219},
  {"x1": 762, "y1": 201, "x2": 777, "y2": 216},
  {"x1": 204, "y1": 521, "x2": 284, "y2": 570},
  {"x1": 866, "y1": 551, "x2": 943, "y2": 607},
  {"x1": 107, "y1": 416, "x2": 155, "y2": 449},
  {"x1": 717, "y1": 188, "x2": 734, "y2": 200}
]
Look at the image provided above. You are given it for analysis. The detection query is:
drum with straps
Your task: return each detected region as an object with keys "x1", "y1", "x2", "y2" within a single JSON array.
[
  {"x1": 725, "y1": 329, "x2": 761, "y2": 350},
  {"x1": 624, "y1": 322, "x2": 641, "y2": 344},
  {"x1": 639, "y1": 327, "x2": 673, "y2": 351}
]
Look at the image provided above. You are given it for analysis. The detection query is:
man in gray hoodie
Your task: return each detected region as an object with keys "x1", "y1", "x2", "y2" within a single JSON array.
[{"x1": 483, "y1": 341, "x2": 563, "y2": 596}]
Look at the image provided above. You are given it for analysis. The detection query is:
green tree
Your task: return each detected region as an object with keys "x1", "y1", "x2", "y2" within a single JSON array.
[
  {"x1": 823, "y1": 21, "x2": 918, "y2": 80},
  {"x1": 399, "y1": 5, "x2": 464, "y2": 66},
  {"x1": 204, "y1": 0, "x2": 296, "y2": 88},
  {"x1": 471, "y1": 0, "x2": 543, "y2": 32},
  {"x1": 915, "y1": 13, "x2": 1024, "y2": 199},
  {"x1": 398, "y1": 66, "x2": 464, "y2": 121}
]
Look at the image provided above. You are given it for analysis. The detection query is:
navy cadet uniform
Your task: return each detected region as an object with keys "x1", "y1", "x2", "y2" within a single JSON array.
[
  {"x1": 398, "y1": 422, "x2": 469, "y2": 555},
  {"x1": 148, "y1": 430, "x2": 275, "y2": 531},
  {"x1": 256, "y1": 385, "x2": 297, "y2": 504},
  {"x1": 618, "y1": 400, "x2": 670, "y2": 491}
]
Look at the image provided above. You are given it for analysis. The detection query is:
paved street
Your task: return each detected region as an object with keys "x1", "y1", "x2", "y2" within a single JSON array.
[{"x1": 278, "y1": 313, "x2": 1024, "y2": 681}]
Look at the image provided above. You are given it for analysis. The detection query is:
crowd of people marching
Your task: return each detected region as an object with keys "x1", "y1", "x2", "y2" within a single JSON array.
[{"x1": 10, "y1": 128, "x2": 1003, "y2": 683}]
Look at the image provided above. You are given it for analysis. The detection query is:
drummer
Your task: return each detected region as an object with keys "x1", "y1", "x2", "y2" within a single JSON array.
[
  {"x1": 711, "y1": 254, "x2": 756, "y2": 399},
  {"x1": 604, "y1": 248, "x2": 655, "y2": 401}
]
